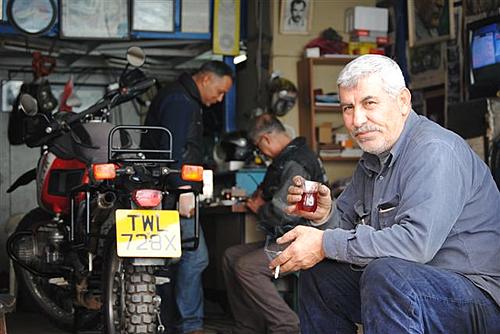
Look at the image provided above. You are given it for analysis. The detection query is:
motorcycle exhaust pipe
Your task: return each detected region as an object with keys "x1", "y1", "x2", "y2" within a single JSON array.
[{"x1": 97, "y1": 191, "x2": 116, "y2": 209}]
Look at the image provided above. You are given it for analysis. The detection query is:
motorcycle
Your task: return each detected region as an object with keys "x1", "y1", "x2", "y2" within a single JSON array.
[{"x1": 6, "y1": 47, "x2": 203, "y2": 334}]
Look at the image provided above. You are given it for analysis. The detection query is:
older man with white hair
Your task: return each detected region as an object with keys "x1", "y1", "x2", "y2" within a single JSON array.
[{"x1": 270, "y1": 54, "x2": 500, "y2": 333}]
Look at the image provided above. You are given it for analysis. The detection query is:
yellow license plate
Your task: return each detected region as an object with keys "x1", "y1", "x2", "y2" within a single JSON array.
[{"x1": 115, "y1": 209, "x2": 181, "y2": 258}]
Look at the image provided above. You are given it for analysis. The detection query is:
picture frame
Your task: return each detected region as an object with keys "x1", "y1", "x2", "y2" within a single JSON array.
[
  {"x1": 132, "y1": 0, "x2": 174, "y2": 33},
  {"x1": 279, "y1": 0, "x2": 312, "y2": 35},
  {"x1": 407, "y1": 0, "x2": 454, "y2": 47},
  {"x1": 60, "y1": 0, "x2": 129, "y2": 39},
  {"x1": 407, "y1": 42, "x2": 446, "y2": 89},
  {"x1": 181, "y1": 0, "x2": 210, "y2": 33}
]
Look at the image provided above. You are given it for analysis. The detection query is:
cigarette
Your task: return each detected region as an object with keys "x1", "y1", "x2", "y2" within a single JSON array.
[{"x1": 274, "y1": 265, "x2": 280, "y2": 279}]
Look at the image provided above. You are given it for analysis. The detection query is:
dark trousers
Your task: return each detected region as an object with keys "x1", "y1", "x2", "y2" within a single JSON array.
[
  {"x1": 299, "y1": 257, "x2": 500, "y2": 334},
  {"x1": 222, "y1": 242, "x2": 300, "y2": 334}
]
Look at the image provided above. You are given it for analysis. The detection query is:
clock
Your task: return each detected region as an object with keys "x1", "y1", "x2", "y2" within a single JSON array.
[{"x1": 7, "y1": 0, "x2": 56, "y2": 36}]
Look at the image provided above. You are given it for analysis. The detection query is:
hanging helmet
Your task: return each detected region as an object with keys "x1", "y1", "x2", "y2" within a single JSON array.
[
  {"x1": 215, "y1": 131, "x2": 254, "y2": 162},
  {"x1": 268, "y1": 74, "x2": 297, "y2": 117}
]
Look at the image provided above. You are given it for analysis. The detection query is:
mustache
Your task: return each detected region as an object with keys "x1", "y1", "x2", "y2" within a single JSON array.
[{"x1": 351, "y1": 125, "x2": 382, "y2": 136}]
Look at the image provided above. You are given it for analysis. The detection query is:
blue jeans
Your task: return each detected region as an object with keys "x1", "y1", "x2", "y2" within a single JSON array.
[
  {"x1": 175, "y1": 217, "x2": 209, "y2": 334},
  {"x1": 299, "y1": 258, "x2": 500, "y2": 334}
]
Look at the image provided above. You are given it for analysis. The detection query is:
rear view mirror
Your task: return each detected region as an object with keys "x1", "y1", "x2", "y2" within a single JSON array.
[
  {"x1": 19, "y1": 94, "x2": 38, "y2": 116},
  {"x1": 126, "y1": 47, "x2": 146, "y2": 68}
]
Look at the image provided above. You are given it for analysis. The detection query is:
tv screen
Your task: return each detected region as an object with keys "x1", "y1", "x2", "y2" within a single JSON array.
[{"x1": 467, "y1": 15, "x2": 500, "y2": 99}]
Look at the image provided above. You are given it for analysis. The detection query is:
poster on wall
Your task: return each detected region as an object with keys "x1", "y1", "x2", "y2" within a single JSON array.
[
  {"x1": 181, "y1": 0, "x2": 210, "y2": 33},
  {"x1": 407, "y1": 42, "x2": 446, "y2": 89},
  {"x1": 212, "y1": 0, "x2": 240, "y2": 56},
  {"x1": 407, "y1": 0, "x2": 455, "y2": 47},
  {"x1": 1, "y1": 80, "x2": 23, "y2": 112},
  {"x1": 132, "y1": 0, "x2": 174, "y2": 32},
  {"x1": 279, "y1": 0, "x2": 313, "y2": 35},
  {"x1": 60, "y1": 0, "x2": 129, "y2": 39}
]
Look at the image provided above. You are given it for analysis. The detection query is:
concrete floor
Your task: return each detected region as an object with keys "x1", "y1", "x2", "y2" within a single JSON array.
[
  {"x1": 5, "y1": 298, "x2": 230, "y2": 334},
  {"x1": 7, "y1": 311, "x2": 70, "y2": 334}
]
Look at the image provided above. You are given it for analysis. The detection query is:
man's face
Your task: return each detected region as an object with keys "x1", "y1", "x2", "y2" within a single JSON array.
[
  {"x1": 199, "y1": 74, "x2": 233, "y2": 107},
  {"x1": 339, "y1": 75, "x2": 410, "y2": 155},
  {"x1": 417, "y1": 0, "x2": 445, "y2": 29},
  {"x1": 291, "y1": 2, "x2": 306, "y2": 23}
]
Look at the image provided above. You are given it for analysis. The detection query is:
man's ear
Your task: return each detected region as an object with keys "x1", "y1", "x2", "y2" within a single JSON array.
[
  {"x1": 201, "y1": 73, "x2": 213, "y2": 87},
  {"x1": 398, "y1": 88, "x2": 412, "y2": 116}
]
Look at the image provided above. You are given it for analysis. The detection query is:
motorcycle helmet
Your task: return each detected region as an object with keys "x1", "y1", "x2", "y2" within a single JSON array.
[
  {"x1": 214, "y1": 131, "x2": 254, "y2": 162},
  {"x1": 268, "y1": 74, "x2": 297, "y2": 117}
]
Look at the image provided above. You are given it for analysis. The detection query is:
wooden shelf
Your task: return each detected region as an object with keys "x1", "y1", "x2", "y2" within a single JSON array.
[
  {"x1": 297, "y1": 55, "x2": 357, "y2": 152},
  {"x1": 308, "y1": 55, "x2": 358, "y2": 65},
  {"x1": 314, "y1": 105, "x2": 342, "y2": 112}
]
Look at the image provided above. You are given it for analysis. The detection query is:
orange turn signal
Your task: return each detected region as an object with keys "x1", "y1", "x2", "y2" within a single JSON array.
[
  {"x1": 93, "y1": 163, "x2": 116, "y2": 180},
  {"x1": 181, "y1": 165, "x2": 204, "y2": 182}
]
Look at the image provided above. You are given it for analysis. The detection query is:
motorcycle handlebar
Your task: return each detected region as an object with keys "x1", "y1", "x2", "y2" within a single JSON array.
[{"x1": 46, "y1": 76, "x2": 156, "y2": 139}]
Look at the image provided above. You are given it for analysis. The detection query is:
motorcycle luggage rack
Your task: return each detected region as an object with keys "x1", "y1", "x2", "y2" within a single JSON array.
[{"x1": 108, "y1": 125, "x2": 175, "y2": 163}]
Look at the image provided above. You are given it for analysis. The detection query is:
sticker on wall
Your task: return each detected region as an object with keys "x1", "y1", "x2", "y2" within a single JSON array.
[{"x1": 212, "y1": 0, "x2": 240, "y2": 56}]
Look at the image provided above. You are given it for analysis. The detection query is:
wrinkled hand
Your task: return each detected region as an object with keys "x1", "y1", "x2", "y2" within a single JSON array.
[
  {"x1": 269, "y1": 225, "x2": 325, "y2": 273},
  {"x1": 285, "y1": 176, "x2": 332, "y2": 225},
  {"x1": 246, "y1": 191, "x2": 265, "y2": 214}
]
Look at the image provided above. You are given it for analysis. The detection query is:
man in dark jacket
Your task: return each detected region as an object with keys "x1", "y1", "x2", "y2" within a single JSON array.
[
  {"x1": 222, "y1": 114, "x2": 327, "y2": 334},
  {"x1": 141, "y1": 60, "x2": 233, "y2": 334}
]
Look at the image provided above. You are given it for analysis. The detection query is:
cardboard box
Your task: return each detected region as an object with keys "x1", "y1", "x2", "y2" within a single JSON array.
[
  {"x1": 345, "y1": 6, "x2": 388, "y2": 33},
  {"x1": 318, "y1": 122, "x2": 332, "y2": 144}
]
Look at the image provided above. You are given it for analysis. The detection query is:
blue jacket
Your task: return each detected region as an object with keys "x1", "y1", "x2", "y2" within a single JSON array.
[
  {"x1": 323, "y1": 111, "x2": 500, "y2": 306},
  {"x1": 141, "y1": 73, "x2": 203, "y2": 188}
]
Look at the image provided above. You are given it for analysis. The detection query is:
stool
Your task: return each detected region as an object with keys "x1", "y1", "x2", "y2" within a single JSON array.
[{"x1": 0, "y1": 294, "x2": 16, "y2": 334}]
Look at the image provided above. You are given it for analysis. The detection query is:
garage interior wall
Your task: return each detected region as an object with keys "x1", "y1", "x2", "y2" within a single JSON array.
[
  {"x1": 271, "y1": 0, "x2": 375, "y2": 180},
  {"x1": 0, "y1": 70, "x2": 141, "y2": 272}
]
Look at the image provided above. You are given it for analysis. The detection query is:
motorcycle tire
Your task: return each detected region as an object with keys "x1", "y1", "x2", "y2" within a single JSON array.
[
  {"x1": 12, "y1": 208, "x2": 75, "y2": 330},
  {"x1": 103, "y1": 233, "x2": 158, "y2": 334}
]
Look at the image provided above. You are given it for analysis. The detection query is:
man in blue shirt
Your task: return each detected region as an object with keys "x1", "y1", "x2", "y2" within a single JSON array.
[
  {"x1": 141, "y1": 61, "x2": 233, "y2": 334},
  {"x1": 270, "y1": 54, "x2": 500, "y2": 333}
]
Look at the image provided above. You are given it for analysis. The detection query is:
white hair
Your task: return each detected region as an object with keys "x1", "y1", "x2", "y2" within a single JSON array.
[{"x1": 337, "y1": 55, "x2": 406, "y2": 97}]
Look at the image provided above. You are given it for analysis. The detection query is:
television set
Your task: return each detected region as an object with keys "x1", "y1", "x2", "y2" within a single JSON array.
[{"x1": 466, "y1": 15, "x2": 500, "y2": 99}]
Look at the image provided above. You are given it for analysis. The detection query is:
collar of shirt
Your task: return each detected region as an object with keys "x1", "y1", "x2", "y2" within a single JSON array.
[
  {"x1": 179, "y1": 73, "x2": 203, "y2": 107},
  {"x1": 359, "y1": 110, "x2": 419, "y2": 177}
]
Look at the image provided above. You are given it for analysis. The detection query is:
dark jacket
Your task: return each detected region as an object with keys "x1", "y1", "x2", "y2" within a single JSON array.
[
  {"x1": 257, "y1": 137, "x2": 327, "y2": 237},
  {"x1": 141, "y1": 73, "x2": 203, "y2": 188}
]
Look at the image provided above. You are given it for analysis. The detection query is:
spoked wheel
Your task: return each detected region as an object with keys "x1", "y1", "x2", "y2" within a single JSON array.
[{"x1": 103, "y1": 238, "x2": 158, "y2": 334}]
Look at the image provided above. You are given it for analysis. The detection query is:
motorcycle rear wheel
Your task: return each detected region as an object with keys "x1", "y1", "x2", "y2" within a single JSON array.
[
  {"x1": 13, "y1": 208, "x2": 75, "y2": 330},
  {"x1": 103, "y1": 236, "x2": 158, "y2": 334}
]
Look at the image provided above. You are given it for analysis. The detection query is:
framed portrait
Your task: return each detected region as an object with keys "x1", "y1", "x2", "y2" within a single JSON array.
[
  {"x1": 279, "y1": 0, "x2": 312, "y2": 35},
  {"x1": 60, "y1": 0, "x2": 129, "y2": 39},
  {"x1": 132, "y1": 0, "x2": 174, "y2": 32},
  {"x1": 407, "y1": 0, "x2": 454, "y2": 47},
  {"x1": 407, "y1": 42, "x2": 446, "y2": 89}
]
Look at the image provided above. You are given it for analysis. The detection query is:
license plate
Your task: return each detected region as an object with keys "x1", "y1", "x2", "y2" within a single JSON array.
[{"x1": 115, "y1": 209, "x2": 181, "y2": 258}]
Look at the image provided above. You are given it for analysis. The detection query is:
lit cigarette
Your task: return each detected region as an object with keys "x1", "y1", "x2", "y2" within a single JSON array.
[{"x1": 274, "y1": 265, "x2": 280, "y2": 279}]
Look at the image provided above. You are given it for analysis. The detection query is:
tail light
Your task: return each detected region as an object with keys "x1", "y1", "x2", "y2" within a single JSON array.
[
  {"x1": 132, "y1": 189, "x2": 163, "y2": 208},
  {"x1": 93, "y1": 163, "x2": 116, "y2": 180},
  {"x1": 181, "y1": 165, "x2": 203, "y2": 182}
]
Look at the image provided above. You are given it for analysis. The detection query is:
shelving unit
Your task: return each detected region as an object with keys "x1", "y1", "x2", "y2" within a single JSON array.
[
  {"x1": 297, "y1": 55, "x2": 358, "y2": 151},
  {"x1": 297, "y1": 56, "x2": 360, "y2": 176}
]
